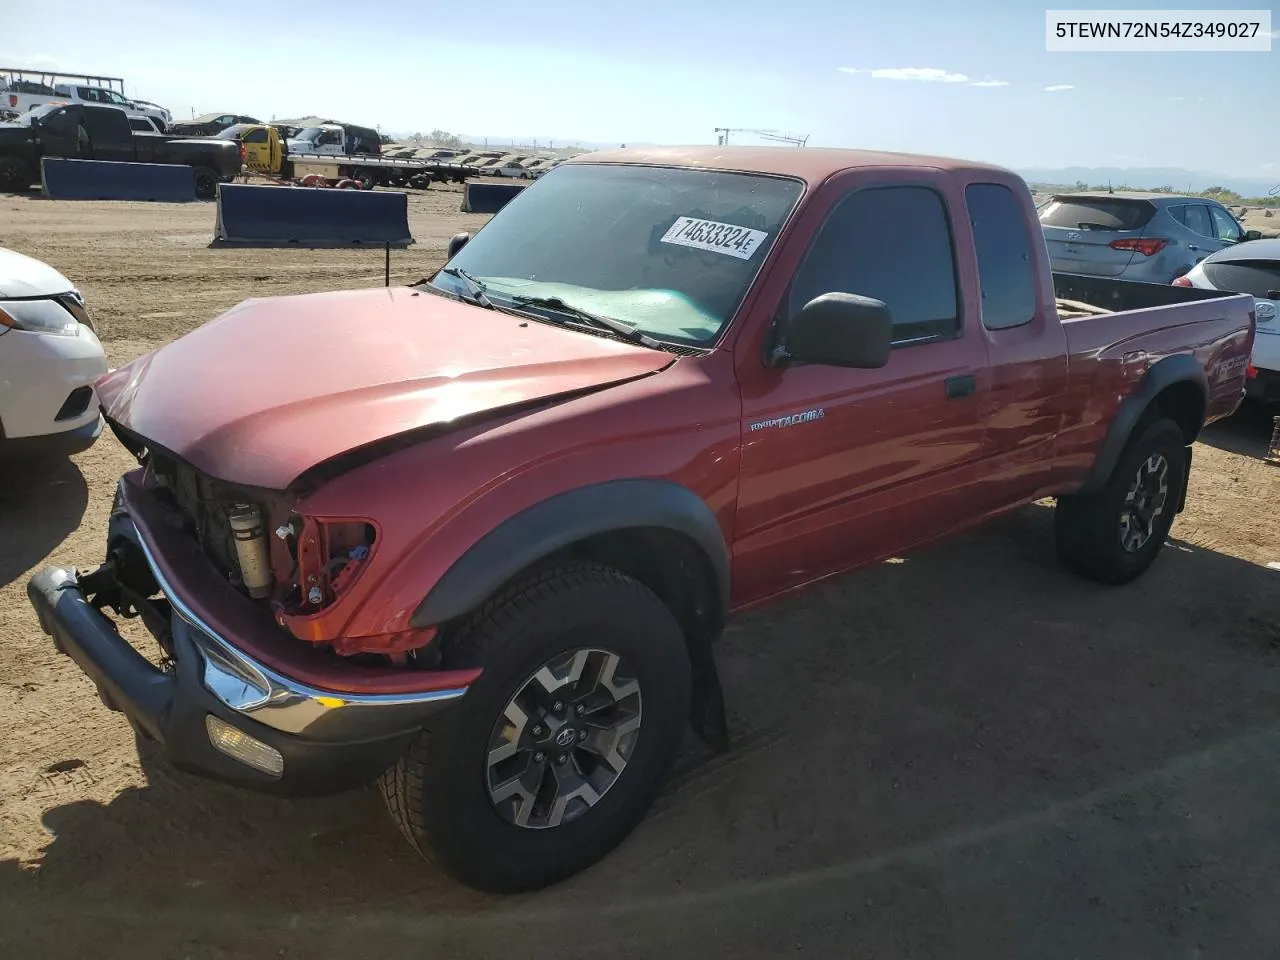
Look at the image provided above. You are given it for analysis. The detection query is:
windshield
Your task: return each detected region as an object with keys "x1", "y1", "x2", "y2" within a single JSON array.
[
  {"x1": 293, "y1": 126, "x2": 322, "y2": 142},
  {"x1": 431, "y1": 163, "x2": 804, "y2": 346}
]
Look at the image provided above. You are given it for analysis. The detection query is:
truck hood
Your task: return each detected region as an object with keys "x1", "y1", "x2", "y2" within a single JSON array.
[
  {"x1": 0, "y1": 246, "x2": 74, "y2": 298},
  {"x1": 95, "y1": 286, "x2": 674, "y2": 490}
]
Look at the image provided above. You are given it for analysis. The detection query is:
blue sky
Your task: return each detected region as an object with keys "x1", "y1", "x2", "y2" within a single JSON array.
[{"x1": 4, "y1": 0, "x2": 1277, "y2": 176}]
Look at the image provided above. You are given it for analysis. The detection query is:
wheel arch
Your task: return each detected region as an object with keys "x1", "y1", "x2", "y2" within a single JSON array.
[
  {"x1": 411, "y1": 478, "x2": 730, "y2": 632},
  {"x1": 410, "y1": 478, "x2": 732, "y2": 751},
  {"x1": 1078, "y1": 353, "x2": 1207, "y2": 495}
]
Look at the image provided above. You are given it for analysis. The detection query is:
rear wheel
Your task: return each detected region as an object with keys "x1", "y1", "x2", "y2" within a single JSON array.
[
  {"x1": 192, "y1": 166, "x2": 219, "y2": 200},
  {"x1": 1055, "y1": 417, "x2": 1187, "y2": 585},
  {"x1": 379, "y1": 561, "x2": 691, "y2": 893}
]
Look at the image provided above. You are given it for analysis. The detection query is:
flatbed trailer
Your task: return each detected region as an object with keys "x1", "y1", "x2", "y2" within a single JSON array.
[{"x1": 283, "y1": 153, "x2": 479, "y2": 190}]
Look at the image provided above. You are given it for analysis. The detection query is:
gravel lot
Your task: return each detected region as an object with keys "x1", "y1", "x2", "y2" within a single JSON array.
[{"x1": 2, "y1": 185, "x2": 1279, "y2": 959}]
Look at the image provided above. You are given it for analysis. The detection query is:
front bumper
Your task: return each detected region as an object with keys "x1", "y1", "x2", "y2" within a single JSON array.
[
  {"x1": 26, "y1": 476, "x2": 474, "y2": 797},
  {"x1": 0, "y1": 413, "x2": 101, "y2": 461},
  {"x1": 0, "y1": 323, "x2": 106, "y2": 440}
]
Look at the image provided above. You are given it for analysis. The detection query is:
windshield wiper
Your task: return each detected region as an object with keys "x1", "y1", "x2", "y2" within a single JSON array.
[
  {"x1": 438, "y1": 267, "x2": 494, "y2": 308},
  {"x1": 510, "y1": 296, "x2": 662, "y2": 349}
]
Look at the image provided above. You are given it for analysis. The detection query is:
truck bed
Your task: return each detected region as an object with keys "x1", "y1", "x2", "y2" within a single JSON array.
[
  {"x1": 1054, "y1": 271, "x2": 1241, "y2": 315},
  {"x1": 1051, "y1": 271, "x2": 1257, "y2": 469}
]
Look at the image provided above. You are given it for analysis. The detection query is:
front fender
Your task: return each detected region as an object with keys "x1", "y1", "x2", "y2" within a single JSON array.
[{"x1": 409, "y1": 478, "x2": 731, "y2": 629}]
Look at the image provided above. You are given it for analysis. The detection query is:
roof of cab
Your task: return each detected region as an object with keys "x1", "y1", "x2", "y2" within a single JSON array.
[{"x1": 564, "y1": 144, "x2": 1016, "y2": 184}]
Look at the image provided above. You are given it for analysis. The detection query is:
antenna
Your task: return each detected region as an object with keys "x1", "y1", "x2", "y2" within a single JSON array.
[{"x1": 714, "y1": 127, "x2": 808, "y2": 146}]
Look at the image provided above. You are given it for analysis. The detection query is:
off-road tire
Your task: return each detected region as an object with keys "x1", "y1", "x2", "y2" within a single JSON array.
[
  {"x1": 1054, "y1": 417, "x2": 1187, "y2": 585},
  {"x1": 192, "y1": 166, "x2": 219, "y2": 200},
  {"x1": 379, "y1": 561, "x2": 692, "y2": 893}
]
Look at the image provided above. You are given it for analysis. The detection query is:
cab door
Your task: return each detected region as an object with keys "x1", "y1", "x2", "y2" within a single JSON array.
[
  {"x1": 241, "y1": 126, "x2": 272, "y2": 172},
  {"x1": 732, "y1": 174, "x2": 992, "y2": 605}
]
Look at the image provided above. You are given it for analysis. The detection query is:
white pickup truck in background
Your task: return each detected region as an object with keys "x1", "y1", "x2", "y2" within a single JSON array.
[{"x1": 0, "y1": 67, "x2": 172, "y2": 131}]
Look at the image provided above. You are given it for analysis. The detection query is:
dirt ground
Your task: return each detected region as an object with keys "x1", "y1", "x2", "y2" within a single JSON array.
[{"x1": 3, "y1": 185, "x2": 1280, "y2": 959}]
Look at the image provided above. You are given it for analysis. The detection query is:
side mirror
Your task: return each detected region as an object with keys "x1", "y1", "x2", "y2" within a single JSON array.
[
  {"x1": 1244, "y1": 229, "x2": 1262, "y2": 241},
  {"x1": 447, "y1": 232, "x2": 471, "y2": 259},
  {"x1": 779, "y1": 292, "x2": 893, "y2": 369}
]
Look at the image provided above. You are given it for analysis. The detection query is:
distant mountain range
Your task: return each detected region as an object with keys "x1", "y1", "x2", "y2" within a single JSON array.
[{"x1": 1019, "y1": 166, "x2": 1278, "y2": 198}]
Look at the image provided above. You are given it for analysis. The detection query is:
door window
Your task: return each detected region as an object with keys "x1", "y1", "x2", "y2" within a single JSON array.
[
  {"x1": 1173, "y1": 203, "x2": 1214, "y2": 238},
  {"x1": 788, "y1": 185, "x2": 961, "y2": 345},
  {"x1": 243, "y1": 127, "x2": 268, "y2": 143},
  {"x1": 1209, "y1": 206, "x2": 1243, "y2": 243},
  {"x1": 966, "y1": 182, "x2": 1037, "y2": 330}
]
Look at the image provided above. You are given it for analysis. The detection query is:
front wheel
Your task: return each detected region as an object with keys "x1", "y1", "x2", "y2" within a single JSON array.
[
  {"x1": 0, "y1": 156, "x2": 32, "y2": 192},
  {"x1": 1055, "y1": 417, "x2": 1188, "y2": 585},
  {"x1": 379, "y1": 561, "x2": 691, "y2": 893}
]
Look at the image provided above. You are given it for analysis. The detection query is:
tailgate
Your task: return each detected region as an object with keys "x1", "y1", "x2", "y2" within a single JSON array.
[{"x1": 1039, "y1": 196, "x2": 1157, "y2": 277}]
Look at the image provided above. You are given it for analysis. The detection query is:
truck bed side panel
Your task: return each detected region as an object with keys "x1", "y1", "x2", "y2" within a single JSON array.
[{"x1": 1052, "y1": 293, "x2": 1255, "y2": 485}]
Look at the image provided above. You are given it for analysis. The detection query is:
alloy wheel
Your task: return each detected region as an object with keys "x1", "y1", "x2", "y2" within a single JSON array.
[
  {"x1": 1119, "y1": 453, "x2": 1169, "y2": 552},
  {"x1": 485, "y1": 647, "x2": 642, "y2": 830}
]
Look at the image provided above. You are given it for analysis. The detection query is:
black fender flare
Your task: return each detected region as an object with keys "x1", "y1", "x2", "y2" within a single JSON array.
[
  {"x1": 409, "y1": 479, "x2": 733, "y2": 751},
  {"x1": 1077, "y1": 353, "x2": 1207, "y2": 495},
  {"x1": 409, "y1": 478, "x2": 731, "y2": 630}
]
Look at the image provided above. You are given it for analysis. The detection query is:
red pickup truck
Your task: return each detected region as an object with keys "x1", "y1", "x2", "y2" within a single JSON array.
[{"x1": 29, "y1": 146, "x2": 1256, "y2": 893}]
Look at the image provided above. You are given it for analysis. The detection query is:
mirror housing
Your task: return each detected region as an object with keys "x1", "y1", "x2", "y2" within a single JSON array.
[
  {"x1": 447, "y1": 232, "x2": 471, "y2": 259},
  {"x1": 778, "y1": 292, "x2": 893, "y2": 369},
  {"x1": 1244, "y1": 229, "x2": 1262, "y2": 242}
]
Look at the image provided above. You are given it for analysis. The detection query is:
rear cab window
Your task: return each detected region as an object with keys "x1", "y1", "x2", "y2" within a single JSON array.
[
  {"x1": 1039, "y1": 197, "x2": 1155, "y2": 232},
  {"x1": 966, "y1": 182, "x2": 1037, "y2": 330},
  {"x1": 83, "y1": 105, "x2": 130, "y2": 143},
  {"x1": 788, "y1": 184, "x2": 961, "y2": 345}
]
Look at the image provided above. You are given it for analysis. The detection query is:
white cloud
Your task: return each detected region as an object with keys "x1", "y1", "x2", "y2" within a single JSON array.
[
  {"x1": 839, "y1": 66, "x2": 970, "y2": 83},
  {"x1": 970, "y1": 79, "x2": 1010, "y2": 87},
  {"x1": 1043, "y1": 84, "x2": 1075, "y2": 92}
]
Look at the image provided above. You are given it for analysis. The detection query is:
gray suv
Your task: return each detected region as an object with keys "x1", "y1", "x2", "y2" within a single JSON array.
[{"x1": 1039, "y1": 191, "x2": 1260, "y2": 284}]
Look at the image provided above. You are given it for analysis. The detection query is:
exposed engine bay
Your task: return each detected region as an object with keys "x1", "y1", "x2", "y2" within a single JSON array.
[{"x1": 125, "y1": 443, "x2": 431, "y2": 660}]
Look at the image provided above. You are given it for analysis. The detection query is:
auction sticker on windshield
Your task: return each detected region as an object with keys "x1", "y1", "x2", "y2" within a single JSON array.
[{"x1": 660, "y1": 217, "x2": 769, "y2": 260}]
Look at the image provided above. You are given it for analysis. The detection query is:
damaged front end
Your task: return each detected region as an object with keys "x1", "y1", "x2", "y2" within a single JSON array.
[
  {"x1": 26, "y1": 464, "x2": 479, "y2": 795},
  {"x1": 118, "y1": 427, "x2": 436, "y2": 662}
]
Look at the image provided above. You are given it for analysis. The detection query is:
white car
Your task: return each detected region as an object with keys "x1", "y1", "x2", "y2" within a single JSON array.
[
  {"x1": 0, "y1": 247, "x2": 108, "y2": 459},
  {"x1": 1174, "y1": 237, "x2": 1280, "y2": 404}
]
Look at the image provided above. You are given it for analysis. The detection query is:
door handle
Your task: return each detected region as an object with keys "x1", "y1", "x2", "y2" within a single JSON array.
[
  {"x1": 945, "y1": 374, "x2": 977, "y2": 400},
  {"x1": 1188, "y1": 244, "x2": 1200, "y2": 251}
]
